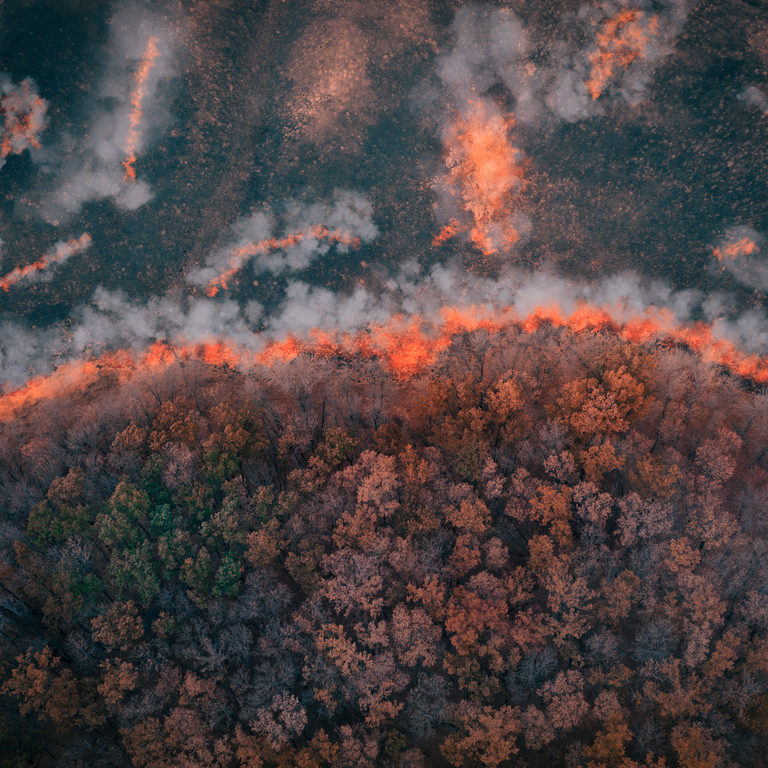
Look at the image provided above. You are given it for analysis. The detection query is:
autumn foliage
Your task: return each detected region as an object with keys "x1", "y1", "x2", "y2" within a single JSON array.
[{"x1": 1, "y1": 325, "x2": 768, "y2": 766}]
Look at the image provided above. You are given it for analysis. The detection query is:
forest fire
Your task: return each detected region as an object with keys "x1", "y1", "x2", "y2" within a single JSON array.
[
  {"x1": 4, "y1": 300, "x2": 768, "y2": 419},
  {"x1": 432, "y1": 218, "x2": 462, "y2": 248},
  {"x1": 438, "y1": 100, "x2": 526, "y2": 254},
  {"x1": 204, "y1": 226, "x2": 362, "y2": 297},
  {"x1": 0, "y1": 77, "x2": 47, "y2": 166},
  {"x1": 713, "y1": 237, "x2": 760, "y2": 262},
  {"x1": 586, "y1": 9, "x2": 660, "y2": 100},
  {"x1": 122, "y1": 36, "x2": 160, "y2": 182},
  {"x1": 0, "y1": 234, "x2": 92, "y2": 291}
]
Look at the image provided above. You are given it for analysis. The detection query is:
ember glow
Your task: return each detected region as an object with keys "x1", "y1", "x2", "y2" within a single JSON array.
[
  {"x1": 6, "y1": 3, "x2": 768, "y2": 764},
  {"x1": 586, "y1": 9, "x2": 660, "y2": 100},
  {"x1": 713, "y1": 237, "x2": 760, "y2": 262},
  {"x1": 431, "y1": 218, "x2": 462, "y2": 248},
  {"x1": 0, "y1": 77, "x2": 47, "y2": 168},
  {"x1": 0, "y1": 234, "x2": 92, "y2": 292},
  {"x1": 438, "y1": 100, "x2": 527, "y2": 255},
  {"x1": 4, "y1": 298, "x2": 768, "y2": 420},
  {"x1": 1, "y1": 1, "x2": 767, "y2": 452},
  {"x1": 204, "y1": 225, "x2": 362, "y2": 297},
  {"x1": 122, "y1": 36, "x2": 161, "y2": 183}
]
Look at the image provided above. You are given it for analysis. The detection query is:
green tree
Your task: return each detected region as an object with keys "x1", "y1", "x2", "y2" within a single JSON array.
[
  {"x1": 96, "y1": 480, "x2": 150, "y2": 549},
  {"x1": 212, "y1": 552, "x2": 242, "y2": 598},
  {"x1": 27, "y1": 468, "x2": 93, "y2": 547},
  {"x1": 108, "y1": 540, "x2": 161, "y2": 606}
]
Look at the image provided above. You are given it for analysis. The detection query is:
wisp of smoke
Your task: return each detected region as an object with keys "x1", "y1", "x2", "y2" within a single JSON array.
[
  {"x1": 33, "y1": 7, "x2": 180, "y2": 222},
  {"x1": 187, "y1": 190, "x2": 378, "y2": 295},
  {"x1": 434, "y1": 0, "x2": 689, "y2": 124},
  {"x1": 738, "y1": 85, "x2": 768, "y2": 114},
  {"x1": 0, "y1": 75, "x2": 47, "y2": 169},
  {"x1": 122, "y1": 35, "x2": 161, "y2": 182},
  {"x1": 712, "y1": 225, "x2": 767, "y2": 291},
  {"x1": 0, "y1": 233, "x2": 92, "y2": 292}
]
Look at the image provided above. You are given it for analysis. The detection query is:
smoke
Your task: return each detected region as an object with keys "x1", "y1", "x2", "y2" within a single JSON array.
[
  {"x1": 738, "y1": 86, "x2": 768, "y2": 114},
  {"x1": 0, "y1": 233, "x2": 92, "y2": 292},
  {"x1": 71, "y1": 287, "x2": 264, "y2": 355},
  {"x1": 267, "y1": 281, "x2": 395, "y2": 335},
  {"x1": 3, "y1": 1, "x2": 768, "y2": 397},
  {"x1": 0, "y1": 75, "x2": 48, "y2": 169},
  {"x1": 186, "y1": 190, "x2": 378, "y2": 295},
  {"x1": 711, "y1": 225, "x2": 767, "y2": 291},
  {"x1": 246, "y1": 260, "x2": 763, "y2": 351},
  {"x1": 30, "y1": 5, "x2": 181, "y2": 223},
  {"x1": 434, "y1": 1, "x2": 689, "y2": 126},
  {"x1": 430, "y1": 8, "x2": 530, "y2": 252},
  {"x1": 0, "y1": 322, "x2": 62, "y2": 392},
  {"x1": 436, "y1": 6, "x2": 531, "y2": 112},
  {"x1": 0, "y1": 287, "x2": 265, "y2": 391},
  {"x1": 2, "y1": 255, "x2": 768, "y2": 393},
  {"x1": 428, "y1": 2, "x2": 689, "y2": 255}
]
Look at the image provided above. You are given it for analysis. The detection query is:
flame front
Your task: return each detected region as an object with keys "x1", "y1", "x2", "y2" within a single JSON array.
[
  {"x1": 586, "y1": 10, "x2": 660, "y2": 100},
  {"x1": 0, "y1": 234, "x2": 92, "y2": 292},
  {"x1": 713, "y1": 237, "x2": 760, "y2": 262},
  {"x1": 122, "y1": 36, "x2": 161, "y2": 182},
  {"x1": 1, "y1": 79, "x2": 47, "y2": 164},
  {"x1": 204, "y1": 226, "x2": 362, "y2": 297},
  {"x1": 432, "y1": 218, "x2": 462, "y2": 248},
  {"x1": 5, "y1": 299, "x2": 768, "y2": 420},
  {"x1": 438, "y1": 100, "x2": 526, "y2": 255}
]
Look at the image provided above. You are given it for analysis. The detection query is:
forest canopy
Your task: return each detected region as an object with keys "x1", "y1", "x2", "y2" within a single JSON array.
[{"x1": 2, "y1": 324, "x2": 768, "y2": 767}]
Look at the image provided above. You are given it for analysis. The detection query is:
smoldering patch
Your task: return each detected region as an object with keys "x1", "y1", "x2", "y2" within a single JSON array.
[
  {"x1": 281, "y1": 18, "x2": 376, "y2": 152},
  {"x1": 280, "y1": 0, "x2": 436, "y2": 153}
]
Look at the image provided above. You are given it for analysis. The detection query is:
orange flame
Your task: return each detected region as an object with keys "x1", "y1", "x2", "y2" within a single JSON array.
[
  {"x1": 713, "y1": 238, "x2": 760, "y2": 262},
  {"x1": 5, "y1": 300, "x2": 768, "y2": 420},
  {"x1": 1, "y1": 79, "x2": 47, "y2": 163},
  {"x1": 204, "y1": 226, "x2": 362, "y2": 297},
  {"x1": 586, "y1": 10, "x2": 660, "y2": 100},
  {"x1": 432, "y1": 219, "x2": 462, "y2": 247},
  {"x1": 122, "y1": 36, "x2": 160, "y2": 182},
  {"x1": 0, "y1": 234, "x2": 92, "y2": 292},
  {"x1": 437, "y1": 100, "x2": 526, "y2": 255}
]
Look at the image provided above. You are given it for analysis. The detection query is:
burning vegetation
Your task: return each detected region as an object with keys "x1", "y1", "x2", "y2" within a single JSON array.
[
  {"x1": 1, "y1": 325, "x2": 768, "y2": 767},
  {"x1": 435, "y1": 100, "x2": 527, "y2": 255},
  {"x1": 122, "y1": 36, "x2": 161, "y2": 183}
]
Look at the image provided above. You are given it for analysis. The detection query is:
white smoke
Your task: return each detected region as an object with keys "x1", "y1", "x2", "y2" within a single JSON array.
[
  {"x1": 187, "y1": 210, "x2": 275, "y2": 290},
  {"x1": 187, "y1": 190, "x2": 378, "y2": 289},
  {"x1": 0, "y1": 75, "x2": 48, "y2": 170},
  {"x1": 434, "y1": 1, "x2": 690, "y2": 125},
  {"x1": 738, "y1": 85, "x2": 768, "y2": 114},
  {"x1": 30, "y1": 5, "x2": 182, "y2": 222},
  {"x1": 0, "y1": 234, "x2": 92, "y2": 291},
  {"x1": 3, "y1": 256, "x2": 768, "y2": 392},
  {"x1": 69, "y1": 287, "x2": 264, "y2": 356},
  {"x1": 711, "y1": 225, "x2": 767, "y2": 291}
]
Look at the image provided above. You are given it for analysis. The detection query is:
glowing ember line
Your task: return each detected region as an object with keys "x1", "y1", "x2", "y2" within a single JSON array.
[
  {"x1": 432, "y1": 218, "x2": 462, "y2": 248},
  {"x1": 713, "y1": 237, "x2": 760, "y2": 262},
  {"x1": 0, "y1": 78, "x2": 47, "y2": 166},
  {"x1": 122, "y1": 36, "x2": 160, "y2": 182},
  {"x1": 0, "y1": 234, "x2": 92, "y2": 292},
  {"x1": 586, "y1": 9, "x2": 660, "y2": 100},
  {"x1": 5, "y1": 301, "x2": 768, "y2": 419},
  {"x1": 204, "y1": 226, "x2": 362, "y2": 297},
  {"x1": 438, "y1": 100, "x2": 526, "y2": 255}
]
